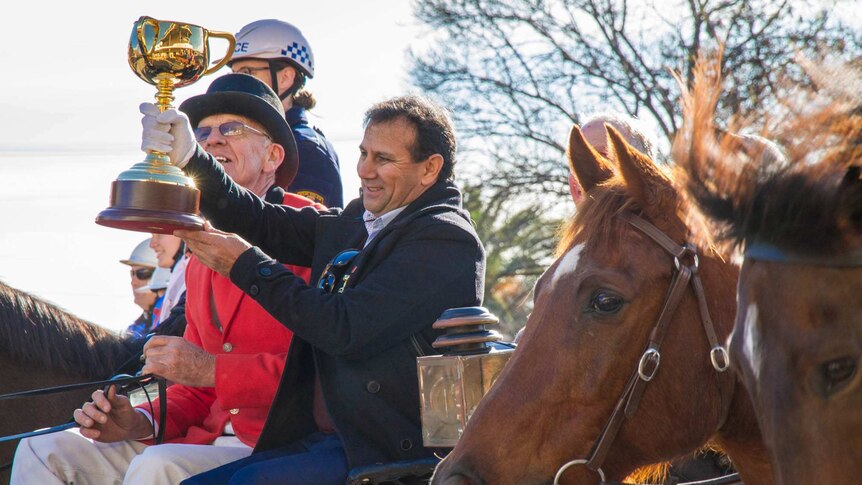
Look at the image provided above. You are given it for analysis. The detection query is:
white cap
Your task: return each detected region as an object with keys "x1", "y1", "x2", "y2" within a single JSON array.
[
  {"x1": 229, "y1": 19, "x2": 315, "y2": 78},
  {"x1": 120, "y1": 240, "x2": 158, "y2": 268}
]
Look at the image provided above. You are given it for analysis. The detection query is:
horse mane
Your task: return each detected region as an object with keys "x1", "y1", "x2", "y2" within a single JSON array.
[
  {"x1": 676, "y1": 53, "x2": 862, "y2": 256},
  {"x1": 0, "y1": 280, "x2": 130, "y2": 380},
  {"x1": 626, "y1": 463, "x2": 670, "y2": 484}
]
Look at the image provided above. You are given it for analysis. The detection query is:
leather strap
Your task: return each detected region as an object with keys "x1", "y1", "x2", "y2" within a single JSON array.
[
  {"x1": 0, "y1": 374, "x2": 167, "y2": 445},
  {"x1": 556, "y1": 212, "x2": 730, "y2": 483},
  {"x1": 0, "y1": 373, "x2": 156, "y2": 400},
  {"x1": 587, "y1": 265, "x2": 693, "y2": 470},
  {"x1": 620, "y1": 213, "x2": 688, "y2": 259},
  {"x1": 746, "y1": 242, "x2": 862, "y2": 267}
]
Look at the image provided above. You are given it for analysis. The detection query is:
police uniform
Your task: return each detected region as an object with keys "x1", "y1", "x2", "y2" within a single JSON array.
[{"x1": 285, "y1": 107, "x2": 343, "y2": 208}]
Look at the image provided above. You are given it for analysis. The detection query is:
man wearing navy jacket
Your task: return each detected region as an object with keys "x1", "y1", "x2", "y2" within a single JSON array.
[{"x1": 142, "y1": 94, "x2": 485, "y2": 485}]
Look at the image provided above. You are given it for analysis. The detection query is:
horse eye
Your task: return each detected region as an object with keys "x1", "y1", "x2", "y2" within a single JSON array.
[{"x1": 588, "y1": 291, "x2": 624, "y2": 314}]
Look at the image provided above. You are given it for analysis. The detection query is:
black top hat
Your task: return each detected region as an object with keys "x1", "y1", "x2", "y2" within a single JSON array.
[{"x1": 179, "y1": 73, "x2": 299, "y2": 189}]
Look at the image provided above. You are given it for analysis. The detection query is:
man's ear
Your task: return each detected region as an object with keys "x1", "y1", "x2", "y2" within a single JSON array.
[
  {"x1": 266, "y1": 143, "x2": 286, "y2": 174},
  {"x1": 421, "y1": 154, "x2": 445, "y2": 185}
]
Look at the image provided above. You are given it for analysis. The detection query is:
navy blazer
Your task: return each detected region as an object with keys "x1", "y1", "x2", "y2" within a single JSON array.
[{"x1": 184, "y1": 147, "x2": 485, "y2": 468}]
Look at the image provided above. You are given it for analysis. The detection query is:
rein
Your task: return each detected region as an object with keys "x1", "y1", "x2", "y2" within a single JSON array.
[
  {"x1": 0, "y1": 373, "x2": 166, "y2": 473},
  {"x1": 553, "y1": 212, "x2": 731, "y2": 485}
]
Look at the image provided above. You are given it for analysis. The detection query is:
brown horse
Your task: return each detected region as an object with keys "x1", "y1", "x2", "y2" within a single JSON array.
[
  {"x1": 676, "y1": 57, "x2": 862, "y2": 485},
  {"x1": 0, "y1": 280, "x2": 133, "y2": 483},
  {"x1": 431, "y1": 127, "x2": 773, "y2": 484}
]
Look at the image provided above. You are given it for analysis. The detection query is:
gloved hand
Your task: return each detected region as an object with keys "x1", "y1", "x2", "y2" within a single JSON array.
[{"x1": 140, "y1": 103, "x2": 196, "y2": 168}]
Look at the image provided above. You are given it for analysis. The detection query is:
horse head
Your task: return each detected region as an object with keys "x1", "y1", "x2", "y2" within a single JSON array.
[
  {"x1": 677, "y1": 54, "x2": 862, "y2": 485},
  {"x1": 432, "y1": 124, "x2": 769, "y2": 485}
]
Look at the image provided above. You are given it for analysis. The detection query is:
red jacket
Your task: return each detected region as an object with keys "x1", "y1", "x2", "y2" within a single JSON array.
[{"x1": 142, "y1": 192, "x2": 322, "y2": 447}]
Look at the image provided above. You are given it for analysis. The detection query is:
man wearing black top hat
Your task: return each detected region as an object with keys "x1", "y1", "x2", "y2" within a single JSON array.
[
  {"x1": 139, "y1": 94, "x2": 485, "y2": 484},
  {"x1": 10, "y1": 75, "x2": 321, "y2": 485}
]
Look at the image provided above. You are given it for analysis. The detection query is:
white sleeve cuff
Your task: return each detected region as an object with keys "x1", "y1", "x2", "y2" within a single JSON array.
[{"x1": 134, "y1": 408, "x2": 158, "y2": 441}]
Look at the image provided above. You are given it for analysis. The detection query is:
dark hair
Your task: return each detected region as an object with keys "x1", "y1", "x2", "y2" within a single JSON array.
[
  {"x1": 292, "y1": 88, "x2": 317, "y2": 110},
  {"x1": 364, "y1": 95, "x2": 456, "y2": 181}
]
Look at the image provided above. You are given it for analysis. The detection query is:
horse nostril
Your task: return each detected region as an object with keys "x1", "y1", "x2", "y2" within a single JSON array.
[{"x1": 816, "y1": 356, "x2": 858, "y2": 397}]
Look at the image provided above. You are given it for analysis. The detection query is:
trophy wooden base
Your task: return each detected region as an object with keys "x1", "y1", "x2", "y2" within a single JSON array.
[{"x1": 96, "y1": 180, "x2": 204, "y2": 234}]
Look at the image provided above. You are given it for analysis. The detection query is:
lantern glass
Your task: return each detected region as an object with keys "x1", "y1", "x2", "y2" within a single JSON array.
[{"x1": 417, "y1": 349, "x2": 513, "y2": 447}]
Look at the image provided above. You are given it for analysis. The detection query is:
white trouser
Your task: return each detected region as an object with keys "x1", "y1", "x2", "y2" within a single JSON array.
[{"x1": 11, "y1": 428, "x2": 252, "y2": 485}]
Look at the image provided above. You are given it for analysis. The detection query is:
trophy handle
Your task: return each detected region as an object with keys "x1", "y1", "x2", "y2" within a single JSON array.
[
  {"x1": 136, "y1": 16, "x2": 160, "y2": 66},
  {"x1": 204, "y1": 31, "x2": 237, "y2": 76}
]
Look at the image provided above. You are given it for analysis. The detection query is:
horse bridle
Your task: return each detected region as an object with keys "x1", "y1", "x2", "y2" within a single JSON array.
[
  {"x1": 553, "y1": 212, "x2": 732, "y2": 485},
  {"x1": 746, "y1": 242, "x2": 862, "y2": 267}
]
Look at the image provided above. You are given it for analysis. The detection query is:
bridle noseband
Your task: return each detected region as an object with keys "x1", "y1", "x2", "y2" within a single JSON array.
[{"x1": 554, "y1": 212, "x2": 730, "y2": 484}]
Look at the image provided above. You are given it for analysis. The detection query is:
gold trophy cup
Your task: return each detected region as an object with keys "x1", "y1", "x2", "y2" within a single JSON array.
[{"x1": 96, "y1": 16, "x2": 235, "y2": 233}]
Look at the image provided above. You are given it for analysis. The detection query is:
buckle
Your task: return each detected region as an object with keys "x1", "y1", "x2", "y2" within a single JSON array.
[
  {"x1": 638, "y1": 348, "x2": 661, "y2": 381},
  {"x1": 674, "y1": 243, "x2": 700, "y2": 273},
  {"x1": 710, "y1": 346, "x2": 730, "y2": 372}
]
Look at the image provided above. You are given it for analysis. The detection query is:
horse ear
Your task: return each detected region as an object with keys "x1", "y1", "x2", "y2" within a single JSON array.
[
  {"x1": 609, "y1": 126, "x2": 677, "y2": 215},
  {"x1": 568, "y1": 125, "x2": 614, "y2": 194}
]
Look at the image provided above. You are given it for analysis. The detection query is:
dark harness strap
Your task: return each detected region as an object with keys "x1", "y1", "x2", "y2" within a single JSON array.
[
  {"x1": 0, "y1": 374, "x2": 167, "y2": 444},
  {"x1": 746, "y1": 242, "x2": 862, "y2": 267},
  {"x1": 0, "y1": 374, "x2": 152, "y2": 401},
  {"x1": 554, "y1": 213, "x2": 731, "y2": 484}
]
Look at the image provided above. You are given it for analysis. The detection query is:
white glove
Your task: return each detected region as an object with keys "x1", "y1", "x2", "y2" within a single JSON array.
[{"x1": 140, "y1": 103, "x2": 196, "y2": 168}]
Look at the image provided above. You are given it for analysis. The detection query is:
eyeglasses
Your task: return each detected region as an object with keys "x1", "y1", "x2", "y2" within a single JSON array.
[
  {"x1": 317, "y1": 249, "x2": 360, "y2": 294},
  {"x1": 232, "y1": 66, "x2": 271, "y2": 75},
  {"x1": 193, "y1": 121, "x2": 271, "y2": 142},
  {"x1": 130, "y1": 268, "x2": 155, "y2": 280}
]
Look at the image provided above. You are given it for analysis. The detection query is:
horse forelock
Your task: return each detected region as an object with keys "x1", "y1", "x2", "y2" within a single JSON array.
[
  {"x1": 0, "y1": 280, "x2": 127, "y2": 380},
  {"x1": 557, "y1": 182, "x2": 635, "y2": 257}
]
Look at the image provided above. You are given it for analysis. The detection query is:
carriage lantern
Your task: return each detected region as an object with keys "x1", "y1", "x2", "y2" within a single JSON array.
[{"x1": 417, "y1": 306, "x2": 515, "y2": 447}]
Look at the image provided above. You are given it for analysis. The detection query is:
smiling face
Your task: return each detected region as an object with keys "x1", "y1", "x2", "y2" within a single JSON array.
[
  {"x1": 149, "y1": 233, "x2": 182, "y2": 268},
  {"x1": 197, "y1": 113, "x2": 284, "y2": 196},
  {"x1": 357, "y1": 117, "x2": 442, "y2": 217}
]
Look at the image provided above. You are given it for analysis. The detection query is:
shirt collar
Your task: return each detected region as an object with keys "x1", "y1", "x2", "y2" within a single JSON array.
[{"x1": 363, "y1": 207, "x2": 407, "y2": 246}]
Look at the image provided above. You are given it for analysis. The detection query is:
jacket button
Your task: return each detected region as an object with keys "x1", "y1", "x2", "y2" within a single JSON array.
[
  {"x1": 223, "y1": 342, "x2": 233, "y2": 352},
  {"x1": 366, "y1": 380, "x2": 381, "y2": 394},
  {"x1": 249, "y1": 284, "x2": 259, "y2": 295},
  {"x1": 259, "y1": 267, "x2": 272, "y2": 276},
  {"x1": 400, "y1": 438, "x2": 413, "y2": 451},
  {"x1": 229, "y1": 408, "x2": 239, "y2": 415}
]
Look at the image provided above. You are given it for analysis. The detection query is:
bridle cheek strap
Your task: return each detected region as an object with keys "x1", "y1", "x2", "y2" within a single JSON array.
[
  {"x1": 585, "y1": 264, "x2": 692, "y2": 473},
  {"x1": 554, "y1": 213, "x2": 730, "y2": 484}
]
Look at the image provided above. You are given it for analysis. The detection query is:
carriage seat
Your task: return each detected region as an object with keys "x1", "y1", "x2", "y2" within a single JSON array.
[{"x1": 346, "y1": 457, "x2": 439, "y2": 485}]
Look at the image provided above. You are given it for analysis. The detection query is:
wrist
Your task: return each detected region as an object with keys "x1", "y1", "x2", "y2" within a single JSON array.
[
  {"x1": 176, "y1": 141, "x2": 196, "y2": 169},
  {"x1": 132, "y1": 408, "x2": 157, "y2": 440}
]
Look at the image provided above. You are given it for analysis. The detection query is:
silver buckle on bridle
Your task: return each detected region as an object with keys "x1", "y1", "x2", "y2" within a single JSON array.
[{"x1": 638, "y1": 348, "x2": 661, "y2": 381}]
